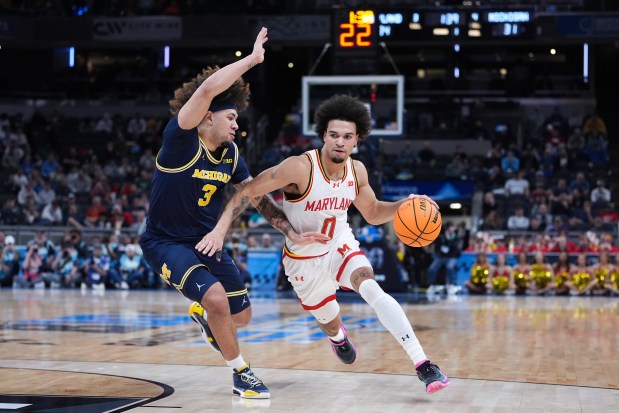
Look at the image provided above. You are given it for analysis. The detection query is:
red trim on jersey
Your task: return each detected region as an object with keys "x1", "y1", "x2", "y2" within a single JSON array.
[
  {"x1": 336, "y1": 251, "x2": 366, "y2": 282},
  {"x1": 301, "y1": 294, "x2": 336, "y2": 310},
  {"x1": 315, "y1": 149, "x2": 347, "y2": 183}
]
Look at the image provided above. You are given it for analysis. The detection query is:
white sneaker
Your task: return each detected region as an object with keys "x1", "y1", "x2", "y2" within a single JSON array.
[
  {"x1": 447, "y1": 285, "x2": 459, "y2": 296},
  {"x1": 121, "y1": 281, "x2": 129, "y2": 290}
]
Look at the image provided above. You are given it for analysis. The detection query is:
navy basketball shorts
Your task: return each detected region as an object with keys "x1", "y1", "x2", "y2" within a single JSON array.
[{"x1": 140, "y1": 233, "x2": 250, "y2": 314}]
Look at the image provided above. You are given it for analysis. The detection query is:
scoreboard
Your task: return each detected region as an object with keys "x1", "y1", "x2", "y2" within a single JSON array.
[{"x1": 334, "y1": 8, "x2": 535, "y2": 50}]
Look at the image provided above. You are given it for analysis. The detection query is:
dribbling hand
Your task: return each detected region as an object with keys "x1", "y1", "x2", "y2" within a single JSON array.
[{"x1": 408, "y1": 193, "x2": 439, "y2": 210}]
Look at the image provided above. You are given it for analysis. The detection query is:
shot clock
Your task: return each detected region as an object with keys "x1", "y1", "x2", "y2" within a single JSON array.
[{"x1": 332, "y1": 9, "x2": 379, "y2": 56}]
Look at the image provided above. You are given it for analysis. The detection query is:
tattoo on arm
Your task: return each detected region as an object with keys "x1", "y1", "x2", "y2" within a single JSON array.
[
  {"x1": 255, "y1": 196, "x2": 293, "y2": 236},
  {"x1": 231, "y1": 195, "x2": 251, "y2": 221}
]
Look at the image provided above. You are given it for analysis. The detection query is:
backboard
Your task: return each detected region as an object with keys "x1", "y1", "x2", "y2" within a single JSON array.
[{"x1": 301, "y1": 75, "x2": 405, "y2": 136}]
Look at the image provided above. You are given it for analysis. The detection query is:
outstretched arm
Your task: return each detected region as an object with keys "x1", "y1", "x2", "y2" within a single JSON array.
[
  {"x1": 233, "y1": 177, "x2": 294, "y2": 238},
  {"x1": 195, "y1": 156, "x2": 329, "y2": 255},
  {"x1": 177, "y1": 27, "x2": 268, "y2": 130},
  {"x1": 353, "y1": 160, "x2": 439, "y2": 225}
]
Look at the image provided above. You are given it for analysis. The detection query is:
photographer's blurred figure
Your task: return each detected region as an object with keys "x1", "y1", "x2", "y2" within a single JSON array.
[
  {"x1": 48, "y1": 244, "x2": 80, "y2": 288},
  {"x1": 84, "y1": 245, "x2": 110, "y2": 291},
  {"x1": 427, "y1": 221, "x2": 462, "y2": 295},
  {"x1": 118, "y1": 244, "x2": 147, "y2": 289},
  {"x1": 0, "y1": 235, "x2": 20, "y2": 287},
  {"x1": 16, "y1": 242, "x2": 44, "y2": 288},
  {"x1": 28, "y1": 230, "x2": 56, "y2": 271}
]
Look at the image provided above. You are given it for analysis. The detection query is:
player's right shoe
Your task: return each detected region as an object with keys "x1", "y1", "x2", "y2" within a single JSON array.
[
  {"x1": 415, "y1": 360, "x2": 450, "y2": 394},
  {"x1": 329, "y1": 325, "x2": 356, "y2": 364},
  {"x1": 232, "y1": 365, "x2": 271, "y2": 399},
  {"x1": 188, "y1": 302, "x2": 220, "y2": 352}
]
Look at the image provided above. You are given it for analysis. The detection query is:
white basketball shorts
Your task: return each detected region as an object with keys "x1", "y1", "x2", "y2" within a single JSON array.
[{"x1": 282, "y1": 229, "x2": 371, "y2": 314}]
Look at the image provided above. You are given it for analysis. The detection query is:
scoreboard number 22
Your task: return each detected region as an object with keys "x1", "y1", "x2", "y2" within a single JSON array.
[{"x1": 339, "y1": 10, "x2": 375, "y2": 48}]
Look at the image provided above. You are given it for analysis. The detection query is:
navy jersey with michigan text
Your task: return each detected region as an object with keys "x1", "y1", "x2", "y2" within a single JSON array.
[{"x1": 145, "y1": 116, "x2": 250, "y2": 242}]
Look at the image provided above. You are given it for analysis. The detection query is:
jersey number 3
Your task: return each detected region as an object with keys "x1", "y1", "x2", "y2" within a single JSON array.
[{"x1": 198, "y1": 184, "x2": 217, "y2": 206}]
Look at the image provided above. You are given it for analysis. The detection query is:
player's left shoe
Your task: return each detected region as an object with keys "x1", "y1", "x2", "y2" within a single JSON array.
[
  {"x1": 329, "y1": 325, "x2": 356, "y2": 364},
  {"x1": 188, "y1": 302, "x2": 220, "y2": 352},
  {"x1": 232, "y1": 365, "x2": 270, "y2": 399},
  {"x1": 415, "y1": 360, "x2": 450, "y2": 394}
]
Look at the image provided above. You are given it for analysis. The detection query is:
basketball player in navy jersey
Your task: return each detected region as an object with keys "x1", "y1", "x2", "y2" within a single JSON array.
[
  {"x1": 140, "y1": 27, "x2": 327, "y2": 399},
  {"x1": 198, "y1": 94, "x2": 450, "y2": 394}
]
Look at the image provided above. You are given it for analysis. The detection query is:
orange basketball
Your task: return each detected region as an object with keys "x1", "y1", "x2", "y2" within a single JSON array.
[{"x1": 393, "y1": 198, "x2": 442, "y2": 247}]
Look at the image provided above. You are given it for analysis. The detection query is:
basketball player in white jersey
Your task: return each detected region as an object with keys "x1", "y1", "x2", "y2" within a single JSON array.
[{"x1": 197, "y1": 94, "x2": 449, "y2": 394}]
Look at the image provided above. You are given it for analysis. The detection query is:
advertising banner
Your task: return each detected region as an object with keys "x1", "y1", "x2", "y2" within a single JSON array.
[
  {"x1": 247, "y1": 249, "x2": 281, "y2": 292},
  {"x1": 93, "y1": 16, "x2": 182, "y2": 41},
  {"x1": 382, "y1": 181, "x2": 475, "y2": 202}
]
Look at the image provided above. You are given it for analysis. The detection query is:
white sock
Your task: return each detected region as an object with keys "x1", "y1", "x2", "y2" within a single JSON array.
[
  {"x1": 329, "y1": 327, "x2": 345, "y2": 342},
  {"x1": 359, "y1": 279, "x2": 427, "y2": 366},
  {"x1": 226, "y1": 355, "x2": 247, "y2": 371}
]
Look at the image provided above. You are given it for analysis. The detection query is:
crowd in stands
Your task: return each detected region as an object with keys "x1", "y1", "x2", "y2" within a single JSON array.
[
  {"x1": 388, "y1": 105, "x2": 618, "y2": 297},
  {"x1": 0, "y1": 109, "x2": 285, "y2": 291},
  {"x1": 1, "y1": 102, "x2": 617, "y2": 296},
  {"x1": 0, "y1": 109, "x2": 164, "y2": 290},
  {"x1": 478, "y1": 109, "x2": 614, "y2": 235},
  {"x1": 0, "y1": 229, "x2": 154, "y2": 290},
  {"x1": 0, "y1": 110, "x2": 159, "y2": 229}
]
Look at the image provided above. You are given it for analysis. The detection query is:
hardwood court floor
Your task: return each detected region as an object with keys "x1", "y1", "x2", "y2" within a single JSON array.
[{"x1": 0, "y1": 288, "x2": 618, "y2": 412}]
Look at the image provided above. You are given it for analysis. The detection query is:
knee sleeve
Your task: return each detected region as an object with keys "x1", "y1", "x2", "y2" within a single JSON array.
[{"x1": 309, "y1": 299, "x2": 340, "y2": 324}]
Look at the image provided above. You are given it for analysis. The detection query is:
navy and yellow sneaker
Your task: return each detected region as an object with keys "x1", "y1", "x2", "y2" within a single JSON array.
[
  {"x1": 188, "y1": 302, "x2": 220, "y2": 352},
  {"x1": 415, "y1": 360, "x2": 450, "y2": 394},
  {"x1": 329, "y1": 325, "x2": 356, "y2": 364},
  {"x1": 232, "y1": 365, "x2": 270, "y2": 399}
]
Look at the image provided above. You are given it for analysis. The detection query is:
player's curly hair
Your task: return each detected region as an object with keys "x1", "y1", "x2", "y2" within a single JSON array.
[
  {"x1": 313, "y1": 94, "x2": 372, "y2": 141},
  {"x1": 168, "y1": 66, "x2": 250, "y2": 116}
]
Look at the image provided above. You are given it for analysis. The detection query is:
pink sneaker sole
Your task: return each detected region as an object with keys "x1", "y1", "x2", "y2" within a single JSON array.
[{"x1": 426, "y1": 378, "x2": 450, "y2": 394}]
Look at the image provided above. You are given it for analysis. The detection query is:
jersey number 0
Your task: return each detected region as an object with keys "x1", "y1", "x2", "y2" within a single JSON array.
[{"x1": 321, "y1": 216, "x2": 336, "y2": 239}]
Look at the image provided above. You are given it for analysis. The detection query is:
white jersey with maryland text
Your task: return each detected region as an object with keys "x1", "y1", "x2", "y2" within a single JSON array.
[{"x1": 282, "y1": 149, "x2": 359, "y2": 257}]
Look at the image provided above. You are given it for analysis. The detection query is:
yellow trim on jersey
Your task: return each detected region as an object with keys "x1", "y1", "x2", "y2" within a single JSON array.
[
  {"x1": 283, "y1": 244, "x2": 328, "y2": 260},
  {"x1": 172, "y1": 264, "x2": 208, "y2": 291},
  {"x1": 200, "y1": 136, "x2": 229, "y2": 164},
  {"x1": 315, "y1": 149, "x2": 347, "y2": 183},
  {"x1": 156, "y1": 138, "x2": 202, "y2": 173},
  {"x1": 284, "y1": 152, "x2": 313, "y2": 203},
  {"x1": 226, "y1": 288, "x2": 248, "y2": 297},
  {"x1": 350, "y1": 158, "x2": 360, "y2": 196}
]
